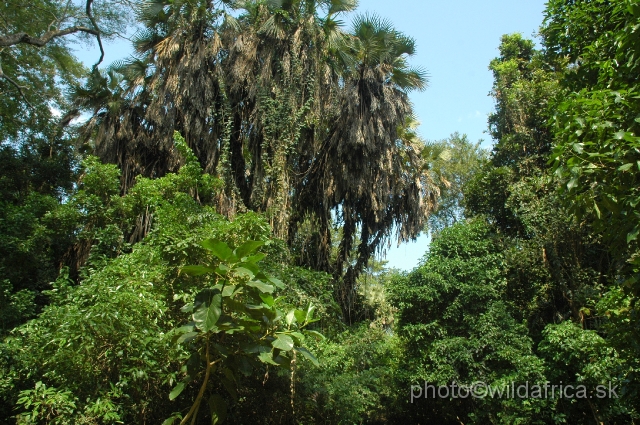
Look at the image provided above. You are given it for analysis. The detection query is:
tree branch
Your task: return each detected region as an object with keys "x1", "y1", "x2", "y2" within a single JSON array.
[
  {"x1": 0, "y1": 62, "x2": 33, "y2": 107},
  {"x1": 0, "y1": 0, "x2": 106, "y2": 109},
  {"x1": 85, "y1": 0, "x2": 104, "y2": 69},
  {"x1": 0, "y1": 0, "x2": 104, "y2": 69},
  {"x1": 0, "y1": 26, "x2": 99, "y2": 47}
]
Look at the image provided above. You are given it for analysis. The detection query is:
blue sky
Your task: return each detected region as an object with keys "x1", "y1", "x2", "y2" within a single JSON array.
[
  {"x1": 354, "y1": 0, "x2": 547, "y2": 271},
  {"x1": 73, "y1": 0, "x2": 547, "y2": 271}
]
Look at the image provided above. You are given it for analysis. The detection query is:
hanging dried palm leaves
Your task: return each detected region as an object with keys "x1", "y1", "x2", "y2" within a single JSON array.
[{"x1": 74, "y1": 0, "x2": 436, "y2": 321}]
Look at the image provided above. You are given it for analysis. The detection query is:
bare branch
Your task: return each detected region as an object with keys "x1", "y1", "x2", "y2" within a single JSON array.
[
  {"x1": 85, "y1": 0, "x2": 104, "y2": 69},
  {"x1": 0, "y1": 25, "x2": 99, "y2": 47}
]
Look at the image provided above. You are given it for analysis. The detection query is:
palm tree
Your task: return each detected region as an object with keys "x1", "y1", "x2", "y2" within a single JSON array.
[
  {"x1": 302, "y1": 13, "x2": 432, "y2": 321},
  {"x1": 75, "y1": 2, "x2": 436, "y2": 322}
]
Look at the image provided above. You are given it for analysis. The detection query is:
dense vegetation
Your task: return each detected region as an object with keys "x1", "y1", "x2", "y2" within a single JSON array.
[{"x1": 1, "y1": 0, "x2": 639, "y2": 423}]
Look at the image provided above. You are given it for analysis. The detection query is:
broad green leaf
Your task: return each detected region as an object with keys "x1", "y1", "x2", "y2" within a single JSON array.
[
  {"x1": 306, "y1": 304, "x2": 316, "y2": 322},
  {"x1": 233, "y1": 267, "x2": 254, "y2": 279},
  {"x1": 258, "y1": 351, "x2": 280, "y2": 365},
  {"x1": 304, "y1": 329, "x2": 325, "y2": 341},
  {"x1": 259, "y1": 293, "x2": 274, "y2": 306},
  {"x1": 266, "y1": 275, "x2": 284, "y2": 288},
  {"x1": 221, "y1": 285, "x2": 236, "y2": 297},
  {"x1": 213, "y1": 343, "x2": 231, "y2": 357},
  {"x1": 187, "y1": 352, "x2": 201, "y2": 377},
  {"x1": 175, "y1": 324, "x2": 195, "y2": 333},
  {"x1": 234, "y1": 240, "x2": 264, "y2": 259},
  {"x1": 201, "y1": 239, "x2": 236, "y2": 262},
  {"x1": 215, "y1": 264, "x2": 230, "y2": 277},
  {"x1": 272, "y1": 334, "x2": 294, "y2": 351},
  {"x1": 242, "y1": 343, "x2": 269, "y2": 354},
  {"x1": 237, "y1": 357, "x2": 253, "y2": 377},
  {"x1": 193, "y1": 294, "x2": 222, "y2": 332},
  {"x1": 572, "y1": 143, "x2": 584, "y2": 154},
  {"x1": 294, "y1": 309, "x2": 306, "y2": 324},
  {"x1": 295, "y1": 347, "x2": 319, "y2": 366},
  {"x1": 273, "y1": 353, "x2": 292, "y2": 367},
  {"x1": 237, "y1": 261, "x2": 259, "y2": 274},
  {"x1": 177, "y1": 332, "x2": 199, "y2": 344},
  {"x1": 290, "y1": 331, "x2": 305, "y2": 344},
  {"x1": 223, "y1": 367, "x2": 236, "y2": 384},
  {"x1": 220, "y1": 374, "x2": 238, "y2": 403},
  {"x1": 567, "y1": 157, "x2": 580, "y2": 168},
  {"x1": 618, "y1": 163, "x2": 633, "y2": 171},
  {"x1": 169, "y1": 382, "x2": 185, "y2": 400},
  {"x1": 246, "y1": 280, "x2": 274, "y2": 293},
  {"x1": 245, "y1": 253, "x2": 266, "y2": 263},
  {"x1": 567, "y1": 177, "x2": 579, "y2": 190},
  {"x1": 194, "y1": 289, "x2": 219, "y2": 310},
  {"x1": 181, "y1": 265, "x2": 215, "y2": 276},
  {"x1": 285, "y1": 310, "x2": 296, "y2": 326}
]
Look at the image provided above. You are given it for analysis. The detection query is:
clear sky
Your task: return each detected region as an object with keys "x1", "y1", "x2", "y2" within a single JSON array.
[{"x1": 73, "y1": 0, "x2": 547, "y2": 271}]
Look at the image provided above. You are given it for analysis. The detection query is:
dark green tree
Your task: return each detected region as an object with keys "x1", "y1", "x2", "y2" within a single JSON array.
[{"x1": 544, "y1": 0, "x2": 640, "y2": 407}]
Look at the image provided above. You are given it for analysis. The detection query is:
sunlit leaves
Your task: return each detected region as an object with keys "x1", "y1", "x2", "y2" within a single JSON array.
[
  {"x1": 181, "y1": 265, "x2": 215, "y2": 276},
  {"x1": 169, "y1": 382, "x2": 185, "y2": 401},
  {"x1": 245, "y1": 280, "x2": 275, "y2": 293},
  {"x1": 294, "y1": 346, "x2": 319, "y2": 366},
  {"x1": 272, "y1": 334, "x2": 294, "y2": 351},
  {"x1": 172, "y1": 238, "x2": 322, "y2": 420},
  {"x1": 201, "y1": 239, "x2": 236, "y2": 262}
]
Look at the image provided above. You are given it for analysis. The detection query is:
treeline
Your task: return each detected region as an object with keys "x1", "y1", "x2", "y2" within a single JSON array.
[{"x1": 1, "y1": 0, "x2": 639, "y2": 424}]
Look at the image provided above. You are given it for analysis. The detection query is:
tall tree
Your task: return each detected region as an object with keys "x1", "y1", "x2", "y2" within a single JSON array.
[
  {"x1": 77, "y1": 0, "x2": 433, "y2": 321},
  {"x1": 544, "y1": 0, "x2": 640, "y2": 406},
  {"x1": 421, "y1": 132, "x2": 488, "y2": 233}
]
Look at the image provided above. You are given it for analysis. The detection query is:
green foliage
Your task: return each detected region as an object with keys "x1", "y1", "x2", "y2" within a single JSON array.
[
  {"x1": 545, "y1": 1, "x2": 640, "y2": 409},
  {"x1": 4, "y1": 240, "x2": 175, "y2": 423},
  {"x1": 395, "y1": 27, "x2": 638, "y2": 423},
  {"x1": 390, "y1": 219, "x2": 551, "y2": 424},
  {"x1": 0, "y1": 280, "x2": 36, "y2": 332},
  {"x1": 465, "y1": 165, "x2": 522, "y2": 234},
  {"x1": 422, "y1": 133, "x2": 488, "y2": 232},
  {"x1": 5, "y1": 0, "x2": 640, "y2": 423},
  {"x1": 539, "y1": 321, "x2": 633, "y2": 422},
  {"x1": 297, "y1": 324, "x2": 402, "y2": 424},
  {"x1": 15, "y1": 382, "x2": 77, "y2": 425},
  {"x1": 0, "y1": 139, "x2": 78, "y2": 333},
  {"x1": 1, "y1": 137, "x2": 333, "y2": 423},
  {"x1": 488, "y1": 33, "x2": 561, "y2": 174},
  {"x1": 544, "y1": 0, "x2": 640, "y2": 279},
  {"x1": 550, "y1": 88, "x2": 640, "y2": 280},
  {"x1": 542, "y1": 0, "x2": 630, "y2": 90},
  {"x1": 76, "y1": 0, "x2": 435, "y2": 325},
  {"x1": 168, "y1": 238, "x2": 322, "y2": 424}
]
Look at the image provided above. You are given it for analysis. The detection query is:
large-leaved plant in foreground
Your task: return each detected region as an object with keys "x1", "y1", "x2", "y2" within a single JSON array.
[{"x1": 167, "y1": 239, "x2": 322, "y2": 424}]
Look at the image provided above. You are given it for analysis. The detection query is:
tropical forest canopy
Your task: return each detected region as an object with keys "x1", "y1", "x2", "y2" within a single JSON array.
[{"x1": 1, "y1": 0, "x2": 639, "y2": 423}]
